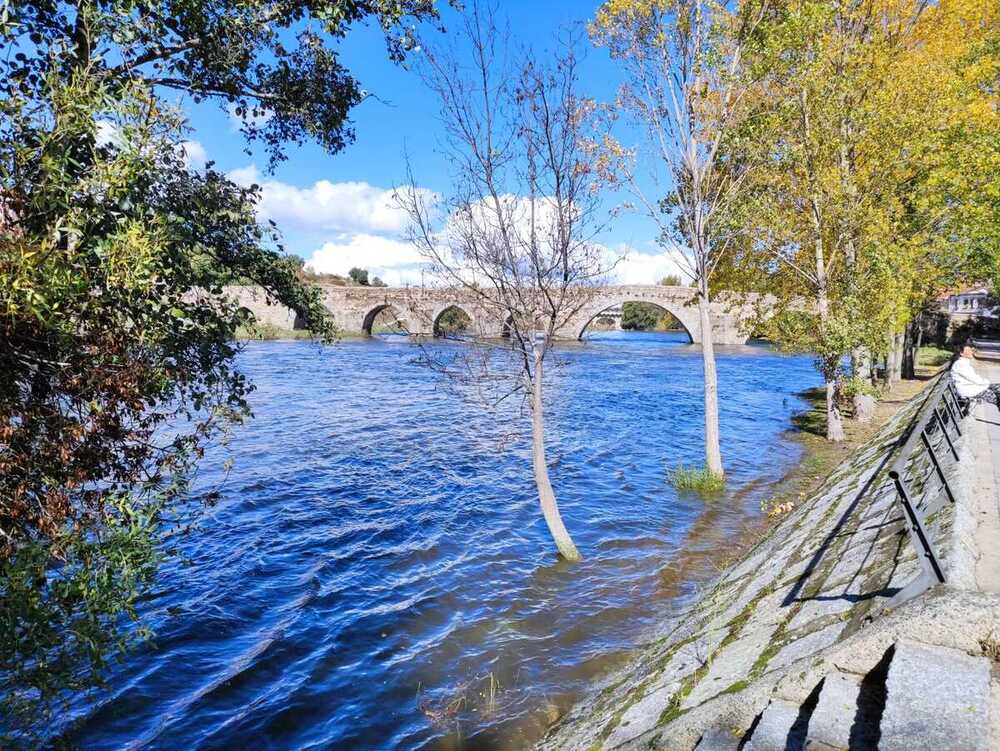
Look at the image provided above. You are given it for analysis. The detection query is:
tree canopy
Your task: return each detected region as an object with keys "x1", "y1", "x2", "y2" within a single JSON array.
[
  {"x1": 710, "y1": 0, "x2": 998, "y2": 433},
  {"x1": 0, "y1": 0, "x2": 439, "y2": 741},
  {"x1": 2, "y1": 0, "x2": 443, "y2": 165}
]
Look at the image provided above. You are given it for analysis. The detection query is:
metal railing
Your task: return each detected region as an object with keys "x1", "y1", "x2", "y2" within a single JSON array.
[{"x1": 887, "y1": 373, "x2": 967, "y2": 603}]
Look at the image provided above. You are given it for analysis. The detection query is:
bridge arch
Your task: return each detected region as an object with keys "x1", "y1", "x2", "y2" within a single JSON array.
[
  {"x1": 431, "y1": 304, "x2": 475, "y2": 337},
  {"x1": 362, "y1": 303, "x2": 409, "y2": 336},
  {"x1": 575, "y1": 299, "x2": 696, "y2": 342}
]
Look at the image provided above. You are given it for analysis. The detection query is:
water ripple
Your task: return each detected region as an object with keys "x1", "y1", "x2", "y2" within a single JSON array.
[{"x1": 61, "y1": 332, "x2": 819, "y2": 751}]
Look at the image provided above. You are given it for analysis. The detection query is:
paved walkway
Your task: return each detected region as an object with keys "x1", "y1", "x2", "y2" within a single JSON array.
[{"x1": 968, "y1": 360, "x2": 1000, "y2": 595}]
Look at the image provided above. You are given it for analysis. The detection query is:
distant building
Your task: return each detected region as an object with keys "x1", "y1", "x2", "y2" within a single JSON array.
[
  {"x1": 947, "y1": 288, "x2": 996, "y2": 319},
  {"x1": 924, "y1": 287, "x2": 999, "y2": 344},
  {"x1": 591, "y1": 303, "x2": 623, "y2": 331}
]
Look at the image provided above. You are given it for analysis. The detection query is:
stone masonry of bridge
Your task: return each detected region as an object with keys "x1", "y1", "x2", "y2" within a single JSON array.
[{"x1": 226, "y1": 284, "x2": 760, "y2": 344}]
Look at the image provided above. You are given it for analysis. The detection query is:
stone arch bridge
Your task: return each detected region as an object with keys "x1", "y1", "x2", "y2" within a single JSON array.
[{"x1": 228, "y1": 284, "x2": 762, "y2": 344}]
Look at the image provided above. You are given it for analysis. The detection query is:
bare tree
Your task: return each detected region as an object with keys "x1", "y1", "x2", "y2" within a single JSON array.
[
  {"x1": 397, "y1": 4, "x2": 610, "y2": 561},
  {"x1": 592, "y1": 0, "x2": 772, "y2": 478}
]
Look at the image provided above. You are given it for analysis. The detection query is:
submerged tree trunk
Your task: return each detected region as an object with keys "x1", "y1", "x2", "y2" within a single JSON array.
[
  {"x1": 531, "y1": 347, "x2": 581, "y2": 562},
  {"x1": 697, "y1": 288, "x2": 724, "y2": 477}
]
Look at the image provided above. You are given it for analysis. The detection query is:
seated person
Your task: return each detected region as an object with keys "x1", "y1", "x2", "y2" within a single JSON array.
[{"x1": 951, "y1": 344, "x2": 1000, "y2": 405}]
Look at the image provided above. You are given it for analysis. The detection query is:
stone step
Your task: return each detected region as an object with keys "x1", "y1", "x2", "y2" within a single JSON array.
[
  {"x1": 803, "y1": 671, "x2": 862, "y2": 750},
  {"x1": 694, "y1": 726, "x2": 741, "y2": 750},
  {"x1": 880, "y1": 640, "x2": 991, "y2": 751},
  {"x1": 743, "y1": 698, "x2": 807, "y2": 751}
]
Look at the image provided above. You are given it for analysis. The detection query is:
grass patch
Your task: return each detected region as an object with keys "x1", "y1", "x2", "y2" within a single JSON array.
[
  {"x1": 790, "y1": 386, "x2": 828, "y2": 437},
  {"x1": 917, "y1": 345, "x2": 952, "y2": 368},
  {"x1": 670, "y1": 465, "x2": 726, "y2": 494},
  {"x1": 235, "y1": 322, "x2": 314, "y2": 340}
]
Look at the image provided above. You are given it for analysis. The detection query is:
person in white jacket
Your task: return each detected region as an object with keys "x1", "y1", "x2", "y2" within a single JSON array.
[{"x1": 951, "y1": 345, "x2": 1000, "y2": 404}]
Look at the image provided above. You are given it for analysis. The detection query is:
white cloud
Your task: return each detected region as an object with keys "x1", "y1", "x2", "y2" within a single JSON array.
[
  {"x1": 306, "y1": 234, "x2": 428, "y2": 286},
  {"x1": 228, "y1": 164, "x2": 260, "y2": 186},
  {"x1": 603, "y1": 244, "x2": 690, "y2": 286},
  {"x1": 223, "y1": 169, "x2": 685, "y2": 289},
  {"x1": 179, "y1": 140, "x2": 208, "y2": 171},
  {"x1": 228, "y1": 164, "x2": 434, "y2": 236}
]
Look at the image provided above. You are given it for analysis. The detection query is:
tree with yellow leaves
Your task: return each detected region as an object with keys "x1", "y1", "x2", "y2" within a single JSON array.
[
  {"x1": 591, "y1": 0, "x2": 775, "y2": 478},
  {"x1": 716, "y1": 0, "x2": 998, "y2": 440}
]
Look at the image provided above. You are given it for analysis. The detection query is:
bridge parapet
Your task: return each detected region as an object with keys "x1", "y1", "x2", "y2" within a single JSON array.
[{"x1": 225, "y1": 284, "x2": 764, "y2": 344}]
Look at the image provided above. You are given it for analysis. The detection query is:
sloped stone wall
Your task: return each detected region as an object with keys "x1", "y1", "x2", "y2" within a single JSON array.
[{"x1": 536, "y1": 380, "x2": 975, "y2": 750}]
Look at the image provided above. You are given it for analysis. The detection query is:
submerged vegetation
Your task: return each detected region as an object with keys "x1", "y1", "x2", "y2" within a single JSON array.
[
  {"x1": 236, "y1": 322, "x2": 315, "y2": 340},
  {"x1": 669, "y1": 466, "x2": 727, "y2": 494}
]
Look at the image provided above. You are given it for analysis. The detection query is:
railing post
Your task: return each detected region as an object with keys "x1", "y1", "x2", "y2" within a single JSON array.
[
  {"x1": 941, "y1": 386, "x2": 963, "y2": 436},
  {"x1": 934, "y1": 408, "x2": 960, "y2": 461},
  {"x1": 921, "y1": 429, "x2": 957, "y2": 505},
  {"x1": 889, "y1": 470, "x2": 946, "y2": 584},
  {"x1": 884, "y1": 374, "x2": 962, "y2": 605},
  {"x1": 946, "y1": 380, "x2": 968, "y2": 419}
]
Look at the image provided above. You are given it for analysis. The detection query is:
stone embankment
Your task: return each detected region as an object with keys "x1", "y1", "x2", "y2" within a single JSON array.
[{"x1": 538, "y1": 370, "x2": 1000, "y2": 751}]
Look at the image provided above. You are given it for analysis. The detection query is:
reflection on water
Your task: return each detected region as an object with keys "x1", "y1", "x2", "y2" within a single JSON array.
[{"x1": 63, "y1": 331, "x2": 820, "y2": 750}]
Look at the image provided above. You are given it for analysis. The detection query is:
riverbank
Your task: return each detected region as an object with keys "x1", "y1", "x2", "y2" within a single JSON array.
[
  {"x1": 536, "y1": 352, "x2": 1000, "y2": 750},
  {"x1": 693, "y1": 356, "x2": 941, "y2": 587},
  {"x1": 234, "y1": 323, "x2": 379, "y2": 340}
]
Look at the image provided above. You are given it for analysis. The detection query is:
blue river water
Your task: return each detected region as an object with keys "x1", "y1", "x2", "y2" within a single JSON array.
[{"x1": 62, "y1": 331, "x2": 820, "y2": 751}]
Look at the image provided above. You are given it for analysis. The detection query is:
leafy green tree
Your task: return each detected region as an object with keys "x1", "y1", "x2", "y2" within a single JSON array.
[
  {"x1": 0, "y1": 0, "x2": 440, "y2": 741},
  {"x1": 715, "y1": 0, "x2": 997, "y2": 437},
  {"x1": 659, "y1": 274, "x2": 682, "y2": 286},
  {"x1": 621, "y1": 302, "x2": 678, "y2": 331},
  {"x1": 435, "y1": 306, "x2": 472, "y2": 335},
  {"x1": 349, "y1": 266, "x2": 371, "y2": 285},
  {"x1": 621, "y1": 302, "x2": 660, "y2": 330},
  {"x1": 2, "y1": 0, "x2": 441, "y2": 166}
]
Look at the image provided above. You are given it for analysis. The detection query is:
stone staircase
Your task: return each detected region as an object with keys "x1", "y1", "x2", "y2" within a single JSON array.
[{"x1": 696, "y1": 640, "x2": 994, "y2": 751}]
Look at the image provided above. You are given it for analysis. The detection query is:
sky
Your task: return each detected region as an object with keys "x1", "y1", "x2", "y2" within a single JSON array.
[{"x1": 180, "y1": 1, "x2": 687, "y2": 287}]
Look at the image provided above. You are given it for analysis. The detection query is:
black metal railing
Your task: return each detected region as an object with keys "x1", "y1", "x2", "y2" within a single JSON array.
[{"x1": 887, "y1": 373, "x2": 967, "y2": 603}]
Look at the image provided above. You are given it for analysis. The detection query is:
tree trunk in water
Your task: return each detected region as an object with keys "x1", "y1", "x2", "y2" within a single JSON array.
[
  {"x1": 698, "y1": 291, "x2": 724, "y2": 477},
  {"x1": 826, "y1": 377, "x2": 846, "y2": 442},
  {"x1": 531, "y1": 349, "x2": 581, "y2": 562}
]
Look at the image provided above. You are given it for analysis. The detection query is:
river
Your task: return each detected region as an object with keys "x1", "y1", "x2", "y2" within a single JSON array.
[{"x1": 62, "y1": 331, "x2": 821, "y2": 750}]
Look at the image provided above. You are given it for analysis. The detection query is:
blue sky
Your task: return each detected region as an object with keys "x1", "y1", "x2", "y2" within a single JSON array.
[{"x1": 180, "y1": 1, "x2": 684, "y2": 285}]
